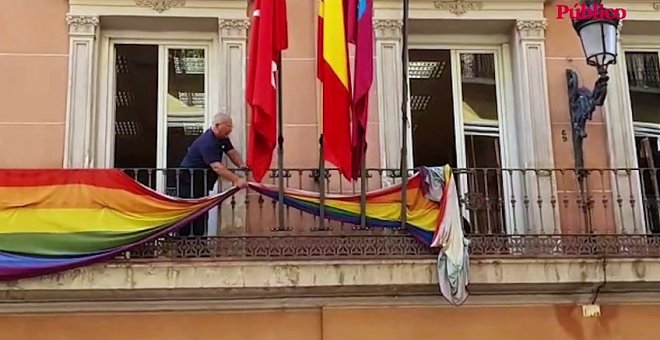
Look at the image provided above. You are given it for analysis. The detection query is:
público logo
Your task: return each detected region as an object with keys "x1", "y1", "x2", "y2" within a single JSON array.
[{"x1": 556, "y1": 3, "x2": 627, "y2": 20}]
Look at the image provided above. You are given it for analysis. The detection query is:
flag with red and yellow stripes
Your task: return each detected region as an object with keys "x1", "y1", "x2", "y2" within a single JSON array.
[{"x1": 317, "y1": 0, "x2": 353, "y2": 180}]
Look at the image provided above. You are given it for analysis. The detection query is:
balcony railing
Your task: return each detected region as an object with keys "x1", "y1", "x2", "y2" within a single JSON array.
[{"x1": 117, "y1": 167, "x2": 660, "y2": 260}]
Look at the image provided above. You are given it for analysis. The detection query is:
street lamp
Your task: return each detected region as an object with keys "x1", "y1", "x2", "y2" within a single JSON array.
[
  {"x1": 566, "y1": 0, "x2": 621, "y2": 170},
  {"x1": 566, "y1": 0, "x2": 620, "y2": 233}
]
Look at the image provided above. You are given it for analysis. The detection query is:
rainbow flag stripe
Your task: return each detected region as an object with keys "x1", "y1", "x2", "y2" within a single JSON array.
[
  {"x1": 0, "y1": 169, "x2": 237, "y2": 281},
  {"x1": 250, "y1": 166, "x2": 458, "y2": 246},
  {"x1": 0, "y1": 167, "x2": 458, "y2": 281}
]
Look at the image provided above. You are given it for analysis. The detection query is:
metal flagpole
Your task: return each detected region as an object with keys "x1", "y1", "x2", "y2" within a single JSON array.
[
  {"x1": 276, "y1": 54, "x2": 286, "y2": 231},
  {"x1": 399, "y1": 0, "x2": 410, "y2": 229},
  {"x1": 359, "y1": 143, "x2": 367, "y2": 229},
  {"x1": 318, "y1": 134, "x2": 327, "y2": 231}
]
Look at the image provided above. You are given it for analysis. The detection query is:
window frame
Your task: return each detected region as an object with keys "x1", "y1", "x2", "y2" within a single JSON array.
[
  {"x1": 407, "y1": 43, "x2": 518, "y2": 233},
  {"x1": 621, "y1": 48, "x2": 660, "y2": 234},
  {"x1": 98, "y1": 32, "x2": 219, "y2": 170}
]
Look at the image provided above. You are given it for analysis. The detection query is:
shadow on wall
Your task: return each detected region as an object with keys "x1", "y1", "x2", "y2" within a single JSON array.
[{"x1": 554, "y1": 304, "x2": 619, "y2": 340}]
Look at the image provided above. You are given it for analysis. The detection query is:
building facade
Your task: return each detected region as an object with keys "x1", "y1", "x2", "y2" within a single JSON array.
[{"x1": 2, "y1": 0, "x2": 660, "y2": 339}]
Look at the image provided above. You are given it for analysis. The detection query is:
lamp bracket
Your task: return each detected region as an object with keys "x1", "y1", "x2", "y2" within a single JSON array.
[{"x1": 566, "y1": 69, "x2": 610, "y2": 170}]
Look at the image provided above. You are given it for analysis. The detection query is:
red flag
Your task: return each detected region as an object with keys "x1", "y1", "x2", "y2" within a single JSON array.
[
  {"x1": 349, "y1": 0, "x2": 373, "y2": 179},
  {"x1": 246, "y1": 0, "x2": 289, "y2": 183}
]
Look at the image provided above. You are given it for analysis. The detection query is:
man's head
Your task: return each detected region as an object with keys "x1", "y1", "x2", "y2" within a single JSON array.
[{"x1": 211, "y1": 113, "x2": 233, "y2": 139}]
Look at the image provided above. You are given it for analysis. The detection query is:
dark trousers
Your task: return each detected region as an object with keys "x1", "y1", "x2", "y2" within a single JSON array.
[{"x1": 176, "y1": 169, "x2": 215, "y2": 237}]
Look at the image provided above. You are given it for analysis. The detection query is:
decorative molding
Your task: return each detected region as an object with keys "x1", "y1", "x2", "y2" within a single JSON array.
[
  {"x1": 516, "y1": 19, "x2": 547, "y2": 40},
  {"x1": 134, "y1": 0, "x2": 186, "y2": 13},
  {"x1": 65, "y1": 15, "x2": 99, "y2": 35},
  {"x1": 516, "y1": 19, "x2": 547, "y2": 33},
  {"x1": 433, "y1": 0, "x2": 483, "y2": 16},
  {"x1": 373, "y1": 19, "x2": 403, "y2": 39},
  {"x1": 8, "y1": 293, "x2": 660, "y2": 313},
  {"x1": 218, "y1": 19, "x2": 251, "y2": 38}
]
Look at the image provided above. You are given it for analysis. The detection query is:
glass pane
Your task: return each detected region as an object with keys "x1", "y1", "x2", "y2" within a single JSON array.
[
  {"x1": 408, "y1": 49, "x2": 455, "y2": 168},
  {"x1": 626, "y1": 52, "x2": 660, "y2": 124},
  {"x1": 460, "y1": 53, "x2": 499, "y2": 134},
  {"x1": 113, "y1": 44, "x2": 159, "y2": 189},
  {"x1": 460, "y1": 53, "x2": 504, "y2": 234},
  {"x1": 166, "y1": 48, "x2": 207, "y2": 196},
  {"x1": 636, "y1": 137, "x2": 660, "y2": 233},
  {"x1": 460, "y1": 53, "x2": 499, "y2": 160},
  {"x1": 166, "y1": 48, "x2": 206, "y2": 165}
]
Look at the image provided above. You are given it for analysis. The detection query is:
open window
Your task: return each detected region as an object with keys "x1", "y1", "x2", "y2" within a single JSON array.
[
  {"x1": 111, "y1": 44, "x2": 210, "y2": 194},
  {"x1": 409, "y1": 49, "x2": 507, "y2": 234},
  {"x1": 626, "y1": 51, "x2": 660, "y2": 233}
]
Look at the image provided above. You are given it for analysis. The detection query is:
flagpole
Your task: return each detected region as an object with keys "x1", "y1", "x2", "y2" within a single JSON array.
[
  {"x1": 276, "y1": 54, "x2": 286, "y2": 231},
  {"x1": 399, "y1": 0, "x2": 410, "y2": 229},
  {"x1": 359, "y1": 143, "x2": 367, "y2": 229},
  {"x1": 318, "y1": 134, "x2": 326, "y2": 231}
]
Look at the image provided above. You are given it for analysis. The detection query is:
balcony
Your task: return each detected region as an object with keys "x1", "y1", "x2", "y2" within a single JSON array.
[
  {"x1": 4, "y1": 167, "x2": 660, "y2": 311},
  {"x1": 117, "y1": 166, "x2": 660, "y2": 260}
]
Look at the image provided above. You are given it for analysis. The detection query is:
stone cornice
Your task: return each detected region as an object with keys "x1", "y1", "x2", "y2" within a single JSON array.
[
  {"x1": 218, "y1": 18, "x2": 250, "y2": 37},
  {"x1": 6, "y1": 292, "x2": 660, "y2": 314},
  {"x1": 516, "y1": 19, "x2": 547, "y2": 40},
  {"x1": 3, "y1": 257, "x2": 660, "y2": 310},
  {"x1": 66, "y1": 15, "x2": 99, "y2": 36},
  {"x1": 373, "y1": 19, "x2": 403, "y2": 39}
]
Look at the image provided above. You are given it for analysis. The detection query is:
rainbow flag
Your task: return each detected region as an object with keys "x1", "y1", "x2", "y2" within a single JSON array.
[
  {"x1": 0, "y1": 169, "x2": 238, "y2": 281},
  {"x1": 0, "y1": 167, "x2": 462, "y2": 282},
  {"x1": 250, "y1": 166, "x2": 461, "y2": 246}
]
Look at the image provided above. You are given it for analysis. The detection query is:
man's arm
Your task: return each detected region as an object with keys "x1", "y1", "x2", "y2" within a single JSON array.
[
  {"x1": 208, "y1": 161, "x2": 242, "y2": 184},
  {"x1": 201, "y1": 140, "x2": 246, "y2": 188},
  {"x1": 226, "y1": 149, "x2": 246, "y2": 168}
]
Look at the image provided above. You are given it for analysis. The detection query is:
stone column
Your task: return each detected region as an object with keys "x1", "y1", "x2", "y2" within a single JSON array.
[
  {"x1": 63, "y1": 15, "x2": 99, "y2": 168},
  {"x1": 603, "y1": 21, "x2": 646, "y2": 233},
  {"x1": 374, "y1": 19, "x2": 410, "y2": 186},
  {"x1": 216, "y1": 18, "x2": 250, "y2": 235},
  {"x1": 511, "y1": 19, "x2": 558, "y2": 233}
]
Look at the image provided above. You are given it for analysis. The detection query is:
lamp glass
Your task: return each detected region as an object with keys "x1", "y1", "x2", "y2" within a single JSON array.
[{"x1": 576, "y1": 20, "x2": 619, "y2": 68}]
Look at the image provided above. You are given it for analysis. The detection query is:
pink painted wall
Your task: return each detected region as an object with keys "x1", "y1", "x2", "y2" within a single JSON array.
[
  {"x1": 0, "y1": 0, "x2": 69, "y2": 168},
  {"x1": 3, "y1": 305, "x2": 660, "y2": 340}
]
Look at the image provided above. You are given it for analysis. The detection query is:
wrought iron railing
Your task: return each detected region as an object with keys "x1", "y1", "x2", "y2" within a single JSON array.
[{"x1": 117, "y1": 167, "x2": 660, "y2": 260}]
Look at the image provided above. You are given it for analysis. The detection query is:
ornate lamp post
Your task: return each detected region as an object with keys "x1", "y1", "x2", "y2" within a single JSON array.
[
  {"x1": 566, "y1": 0, "x2": 621, "y2": 232},
  {"x1": 566, "y1": 0, "x2": 621, "y2": 170}
]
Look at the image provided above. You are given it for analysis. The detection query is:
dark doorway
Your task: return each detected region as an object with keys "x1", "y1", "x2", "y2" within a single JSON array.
[{"x1": 113, "y1": 44, "x2": 159, "y2": 188}]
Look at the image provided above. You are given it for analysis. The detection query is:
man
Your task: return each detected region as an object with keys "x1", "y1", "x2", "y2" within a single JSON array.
[{"x1": 177, "y1": 113, "x2": 249, "y2": 237}]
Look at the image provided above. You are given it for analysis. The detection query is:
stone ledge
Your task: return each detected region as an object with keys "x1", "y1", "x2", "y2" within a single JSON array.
[
  {"x1": 1, "y1": 258, "x2": 659, "y2": 303},
  {"x1": 6, "y1": 292, "x2": 660, "y2": 314}
]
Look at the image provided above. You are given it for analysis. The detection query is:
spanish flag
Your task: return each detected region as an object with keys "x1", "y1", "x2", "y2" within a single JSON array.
[{"x1": 318, "y1": 0, "x2": 353, "y2": 180}]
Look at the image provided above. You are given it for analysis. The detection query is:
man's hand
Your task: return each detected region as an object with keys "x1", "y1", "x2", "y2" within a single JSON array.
[{"x1": 234, "y1": 178, "x2": 248, "y2": 189}]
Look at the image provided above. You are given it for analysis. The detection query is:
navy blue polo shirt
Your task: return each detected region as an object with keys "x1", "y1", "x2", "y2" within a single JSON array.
[{"x1": 179, "y1": 128, "x2": 234, "y2": 169}]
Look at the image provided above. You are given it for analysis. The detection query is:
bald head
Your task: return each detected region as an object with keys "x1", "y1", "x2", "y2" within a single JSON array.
[
  {"x1": 211, "y1": 112, "x2": 234, "y2": 139},
  {"x1": 212, "y1": 113, "x2": 232, "y2": 125}
]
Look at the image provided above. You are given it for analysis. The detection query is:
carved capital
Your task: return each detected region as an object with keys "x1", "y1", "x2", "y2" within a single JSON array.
[
  {"x1": 66, "y1": 15, "x2": 99, "y2": 36},
  {"x1": 373, "y1": 19, "x2": 402, "y2": 39},
  {"x1": 516, "y1": 19, "x2": 547, "y2": 39},
  {"x1": 135, "y1": 0, "x2": 186, "y2": 13},
  {"x1": 219, "y1": 19, "x2": 251, "y2": 38},
  {"x1": 433, "y1": 0, "x2": 482, "y2": 16}
]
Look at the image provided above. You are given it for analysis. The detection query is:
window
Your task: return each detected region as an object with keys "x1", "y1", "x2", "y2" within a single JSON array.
[
  {"x1": 409, "y1": 49, "x2": 506, "y2": 234},
  {"x1": 111, "y1": 44, "x2": 209, "y2": 194},
  {"x1": 625, "y1": 51, "x2": 660, "y2": 233}
]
